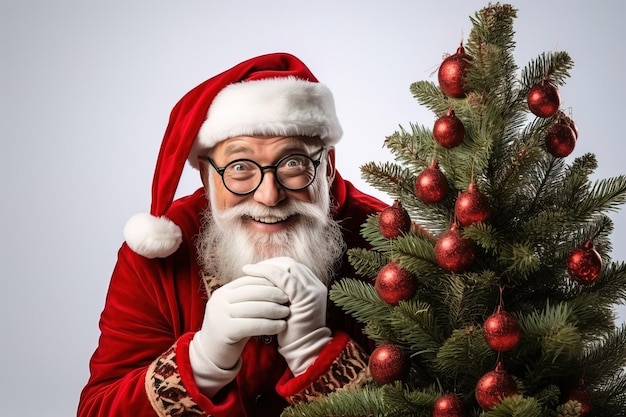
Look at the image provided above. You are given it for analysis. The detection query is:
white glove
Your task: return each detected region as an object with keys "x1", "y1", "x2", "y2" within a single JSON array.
[
  {"x1": 242, "y1": 257, "x2": 332, "y2": 375},
  {"x1": 189, "y1": 276, "x2": 289, "y2": 397}
]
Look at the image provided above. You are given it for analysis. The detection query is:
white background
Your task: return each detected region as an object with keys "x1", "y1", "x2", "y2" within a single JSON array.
[{"x1": 2, "y1": 1, "x2": 625, "y2": 415}]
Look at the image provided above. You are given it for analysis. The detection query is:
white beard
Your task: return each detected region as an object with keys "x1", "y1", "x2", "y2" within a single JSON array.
[{"x1": 196, "y1": 178, "x2": 346, "y2": 286}]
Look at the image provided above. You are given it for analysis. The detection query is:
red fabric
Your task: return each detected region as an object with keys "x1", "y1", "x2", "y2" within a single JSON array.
[{"x1": 78, "y1": 174, "x2": 386, "y2": 417}]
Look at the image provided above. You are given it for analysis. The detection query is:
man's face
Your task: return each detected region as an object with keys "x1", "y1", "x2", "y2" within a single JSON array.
[
  {"x1": 201, "y1": 135, "x2": 333, "y2": 231},
  {"x1": 196, "y1": 135, "x2": 344, "y2": 284}
]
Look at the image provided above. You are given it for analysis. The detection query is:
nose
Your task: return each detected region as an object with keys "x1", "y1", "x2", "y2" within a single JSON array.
[{"x1": 253, "y1": 170, "x2": 286, "y2": 207}]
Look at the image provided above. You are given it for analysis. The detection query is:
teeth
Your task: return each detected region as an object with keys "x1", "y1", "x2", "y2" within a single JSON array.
[{"x1": 251, "y1": 215, "x2": 290, "y2": 224}]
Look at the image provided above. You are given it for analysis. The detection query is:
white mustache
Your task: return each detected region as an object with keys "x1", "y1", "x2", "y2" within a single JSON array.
[{"x1": 213, "y1": 200, "x2": 327, "y2": 227}]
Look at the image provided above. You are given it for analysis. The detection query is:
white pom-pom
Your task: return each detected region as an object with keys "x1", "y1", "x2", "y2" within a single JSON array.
[{"x1": 123, "y1": 213, "x2": 183, "y2": 259}]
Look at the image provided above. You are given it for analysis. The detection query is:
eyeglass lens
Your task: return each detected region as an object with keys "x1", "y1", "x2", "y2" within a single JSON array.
[{"x1": 222, "y1": 154, "x2": 318, "y2": 194}]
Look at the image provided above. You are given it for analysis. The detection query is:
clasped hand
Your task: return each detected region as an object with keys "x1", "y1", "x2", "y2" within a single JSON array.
[
  {"x1": 191, "y1": 256, "x2": 330, "y2": 389},
  {"x1": 242, "y1": 256, "x2": 329, "y2": 348}
]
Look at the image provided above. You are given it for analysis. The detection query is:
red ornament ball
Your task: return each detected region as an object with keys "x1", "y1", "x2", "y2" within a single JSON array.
[
  {"x1": 438, "y1": 44, "x2": 472, "y2": 98},
  {"x1": 433, "y1": 108, "x2": 465, "y2": 148},
  {"x1": 545, "y1": 122, "x2": 576, "y2": 158},
  {"x1": 434, "y1": 223, "x2": 476, "y2": 272},
  {"x1": 368, "y1": 343, "x2": 410, "y2": 385},
  {"x1": 379, "y1": 200, "x2": 412, "y2": 239},
  {"x1": 483, "y1": 306, "x2": 522, "y2": 352},
  {"x1": 528, "y1": 80, "x2": 560, "y2": 117},
  {"x1": 475, "y1": 362, "x2": 518, "y2": 410},
  {"x1": 454, "y1": 182, "x2": 490, "y2": 226},
  {"x1": 567, "y1": 240, "x2": 602, "y2": 284},
  {"x1": 415, "y1": 160, "x2": 449, "y2": 204},
  {"x1": 375, "y1": 262, "x2": 418, "y2": 305},
  {"x1": 565, "y1": 380, "x2": 592, "y2": 415},
  {"x1": 559, "y1": 111, "x2": 579, "y2": 139},
  {"x1": 432, "y1": 393, "x2": 467, "y2": 417}
]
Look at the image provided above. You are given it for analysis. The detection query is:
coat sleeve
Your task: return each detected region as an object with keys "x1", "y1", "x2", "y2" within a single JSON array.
[
  {"x1": 78, "y1": 243, "x2": 223, "y2": 417},
  {"x1": 275, "y1": 332, "x2": 371, "y2": 404}
]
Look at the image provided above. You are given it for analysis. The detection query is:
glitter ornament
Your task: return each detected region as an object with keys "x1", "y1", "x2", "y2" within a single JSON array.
[
  {"x1": 475, "y1": 362, "x2": 518, "y2": 410},
  {"x1": 378, "y1": 200, "x2": 411, "y2": 239},
  {"x1": 438, "y1": 43, "x2": 472, "y2": 98},
  {"x1": 558, "y1": 111, "x2": 579, "y2": 139},
  {"x1": 415, "y1": 160, "x2": 449, "y2": 204},
  {"x1": 564, "y1": 380, "x2": 592, "y2": 416},
  {"x1": 528, "y1": 79, "x2": 560, "y2": 117},
  {"x1": 567, "y1": 240, "x2": 602, "y2": 284},
  {"x1": 545, "y1": 121, "x2": 576, "y2": 158},
  {"x1": 434, "y1": 223, "x2": 476, "y2": 272},
  {"x1": 432, "y1": 393, "x2": 467, "y2": 417},
  {"x1": 433, "y1": 108, "x2": 465, "y2": 148},
  {"x1": 375, "y1": 262, "x2": 418, "y2": 305},
  {"x1": 368, "y1": 343, "x2": 410, "y2": 385},
  {"x1": 454, "y1": 181, "x2": 490, "y2": 226},
  {"x1": 483, "y1": 305, "x2": 522, "y2": 352}
]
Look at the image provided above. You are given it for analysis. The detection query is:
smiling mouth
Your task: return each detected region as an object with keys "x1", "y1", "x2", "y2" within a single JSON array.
[{"x1": 247, "y1": 214, "x2": 293, "y2": 224}]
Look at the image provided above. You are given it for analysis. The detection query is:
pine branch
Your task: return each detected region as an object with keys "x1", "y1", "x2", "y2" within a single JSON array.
[
  {"x1": 575, "y1": 175, "x2": 626, "y2": 216},
  {"x1": 281, "y1": 384, "x2": 390, "y2": 417},
  {"x1": 347, "y1": 247, "x2": 389, "y2": 279},
  {"x1": 591, "y1": 367, "x2": 626, "y2": 417},
  {"x1": 520, "y1": 51, "x2": 574, "y2": 90},
  {"x1": 389, "y1": 234, "x2": 439, "y2": 278},
  {"x1": 581, "y1": 323, "x2": 626, "y2": 385},
  {"x1": 593, "y1": 261, "x2": 626, "y2": 306},
  {"x1": 409, "y1": 80, "x2": 448, "y2": 115},
  {"x1": 486, "y1": 395, "x2": 543, "y2": 417},
  {"x1": 390, "y1": 301, "x2": 443, "y2": 359},
  {"x1": 384, "y1": 125, "x2": 433, "y2": 169},
  {"x1": 517, "y1": 301, "x2": 583, "y2": 364},
  {"x1": 360, "y1": 214, "x2": 395, "y2": 249},
  {"x1": 329, "y1": 278, "x2": 392, "y2": 326},
  {"x1": 434, "y1": 327, "x2": 495, "y2": 382},
  {"x1": 360, "y1": 161, "x2": 417, "y2": 204}
]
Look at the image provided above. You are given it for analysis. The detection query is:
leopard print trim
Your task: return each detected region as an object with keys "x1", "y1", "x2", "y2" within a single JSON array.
[
  {"x1": 145, "y1": 342, "x2": 206, "y2": 417},
  {"x1": 285, "y1": 338, "x2": 372, "y2": 404},
  {"x1": 201, "y1": 274, "x2": 221, "y2": 298}
]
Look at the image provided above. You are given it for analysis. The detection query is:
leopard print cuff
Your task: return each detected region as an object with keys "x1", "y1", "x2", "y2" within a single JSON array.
[
  {"x1": 285, "y1": 338, "x2": 372, "y2": 404},
  {"x1": 145, "y1": 342, "x2": 206, "y2": 417}
]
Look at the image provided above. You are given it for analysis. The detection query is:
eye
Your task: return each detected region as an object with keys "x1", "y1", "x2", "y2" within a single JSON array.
[
  {"x1": 283, "y1": 156, "x2": 306, "y2": 169},
  {"x1": 225, "y1": 160, "x2": 258, "y2": 179}
]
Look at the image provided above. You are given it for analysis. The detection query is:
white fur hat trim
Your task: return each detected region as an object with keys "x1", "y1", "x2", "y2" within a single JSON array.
[
  {"x1": 189, "y1": 76, "x2": 342, "y2": 168},
  {"x1": 123, "y1": 213, "x2": 183, "y2": 259}
]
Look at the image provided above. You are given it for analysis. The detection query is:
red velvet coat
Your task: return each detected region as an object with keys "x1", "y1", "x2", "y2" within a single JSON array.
[{"x1": 78, "y1": 173, "x2": 386, "y2": 417}]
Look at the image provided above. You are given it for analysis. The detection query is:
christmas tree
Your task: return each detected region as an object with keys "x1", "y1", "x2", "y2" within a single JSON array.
[{"x1": 284, "y1": 3, "x2": 626, "y2": 417}]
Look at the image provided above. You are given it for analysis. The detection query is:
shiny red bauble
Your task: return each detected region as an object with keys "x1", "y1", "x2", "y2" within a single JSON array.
[
  {"x1": 454, "y1": 182, "x2": 490, "y2": 226},
  {"x1": 483, "y1": 305, "x2": 522, "y2": 352},
  {"x1": 375, "y1": 262, "x2": 418, "y2": 305},
  {"x1": 567, "y1": 240, "x2": 602, "y2": 284},
  {"x1": 379, "y1": 200, "x2": 412, "y2": 239},
  {"x1": 558, "y1": 111, "x2": 579, "y2": 139},
  {"x1": 475, "y1": 362, "x2": 518, "y2": 410},
  {"x1": 434, "y1": 223, "x2": 476, "y2": 272},
  {"x1": 433, "y1": 108, "x2": 465, "y2": 148},
  {"x1": 545, "y1": 122, "x2": 576, "y2": 158},
  {"x1": 415, "y1": 160, "x2": 449, "y2": 204},
  {"x1": 432, "y1": 393, "x2": 467, "y2": 417},
  {"x1": 438, "y1": 44, "x2": 472, "y2": 98},
  {"x1": 528, "y1": 80, "x2": 560, "y2": 117},
  {"x1": 565, "y1": 380, "x2": 592, "y2": 415},
  {"x1": 368, "y1": 343, "x2": 410, "y2": 385}
]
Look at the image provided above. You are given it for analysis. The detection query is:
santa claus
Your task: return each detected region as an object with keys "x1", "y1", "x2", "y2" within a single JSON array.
[{"x1": 78, "y1": 52, "x2": 386, "y2": 417}]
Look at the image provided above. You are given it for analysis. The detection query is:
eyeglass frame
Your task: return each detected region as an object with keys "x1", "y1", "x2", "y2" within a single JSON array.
[{"x1": 199, "y1": 147, "x2": 326, "y2": 196}]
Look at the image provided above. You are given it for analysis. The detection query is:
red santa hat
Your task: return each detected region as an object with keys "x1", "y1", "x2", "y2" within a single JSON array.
[{"x1": 123, "y1": 52, "x2": 343, "y2": 258}]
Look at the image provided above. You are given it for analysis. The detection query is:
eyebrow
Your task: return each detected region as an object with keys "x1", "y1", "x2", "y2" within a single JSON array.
[{"x1": 221, "y1": 138, "x2": 315, "y2": 158}]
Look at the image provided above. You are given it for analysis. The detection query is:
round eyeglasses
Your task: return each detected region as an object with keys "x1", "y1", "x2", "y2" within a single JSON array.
[{"x1": 201, "y1": 148, "x2": 325, "y2": 196}]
